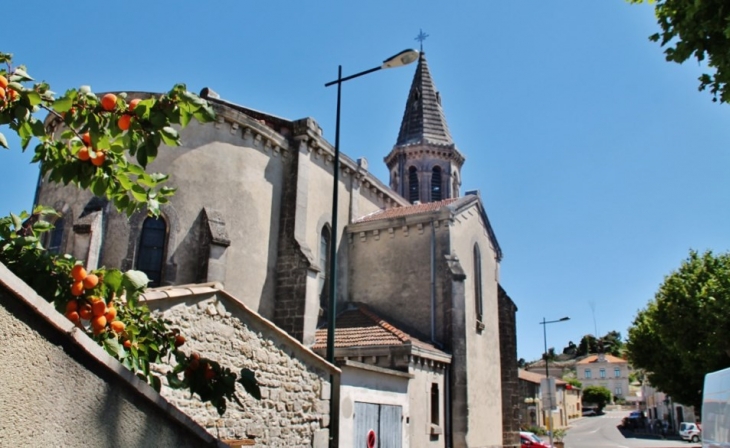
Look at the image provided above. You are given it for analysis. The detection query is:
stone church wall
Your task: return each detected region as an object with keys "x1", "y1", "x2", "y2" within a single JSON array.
[
  {"x1": 450, "y1": 203, "x2": 504, "y2": 447},
  {"x1": 0, "y1": 264, "x2": 224, "y2": 448},
  {"x1": 146, "y1": 287, "x2": 337, "y2": 446},
  {"x1": 347, "y1": 215, "x2": 451, "y2": 341}
]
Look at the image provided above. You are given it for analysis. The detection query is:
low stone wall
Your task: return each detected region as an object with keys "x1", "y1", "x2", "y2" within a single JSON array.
[
  {"x1": 0, "y1": 263, "x2": 224, "y2": 448},
  {"x1": 147, "y1": 287, "x2": 336, "y2": 447}
]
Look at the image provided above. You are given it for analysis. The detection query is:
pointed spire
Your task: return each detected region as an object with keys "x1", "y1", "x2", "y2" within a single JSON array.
[{"x1": 395, "y1": 53, "x2": 454, "y2": 147}]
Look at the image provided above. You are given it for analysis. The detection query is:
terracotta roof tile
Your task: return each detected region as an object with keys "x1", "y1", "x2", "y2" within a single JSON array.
[
  {"x1": 356, "y1": 198, "x2": 460, "y2": 223},
  {"x1": 518, "y1": 368, "x2": 567, "y2": 385},
  {"x1": 576, "y1": 354, "x2": 627, "y2": 365},
  {"x1": 313, "y1": 306, "x2": 442, "y2": 354}
]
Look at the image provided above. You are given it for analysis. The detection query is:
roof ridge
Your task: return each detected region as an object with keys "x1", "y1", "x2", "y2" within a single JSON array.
[{"x1": 357, "y1": 306, "x2": 411, "y2": 344}]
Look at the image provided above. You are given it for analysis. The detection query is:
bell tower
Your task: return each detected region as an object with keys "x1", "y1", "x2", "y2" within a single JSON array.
[{"x1": 384, "y1": 53, "x2": 465, "y2": 203}]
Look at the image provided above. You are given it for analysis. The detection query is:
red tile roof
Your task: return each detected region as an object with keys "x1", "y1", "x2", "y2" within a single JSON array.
[
  {"x1": 356, "y1": 198, "x2": 461, "y2": 223},
  {"x1": 518, "y1": 368, "x2": 567, "y2": 385},
  {"x1": 313, "y1": 306, "x2": 444, "y2": 354},
  {"x1": 576, "y1": 354, "x2": 627, "y2": 365}
]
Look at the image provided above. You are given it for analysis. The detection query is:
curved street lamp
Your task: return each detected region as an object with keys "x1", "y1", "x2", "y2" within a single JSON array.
[
  {"x1": 540, "y1": 316, "x2": 570, "y2": 448},
  {"x1": 323, "y1": 49, "x2": 419, "y2": 365},
  {"x1": 323, "y1": 49, "x2": 419, "y2": 447}
]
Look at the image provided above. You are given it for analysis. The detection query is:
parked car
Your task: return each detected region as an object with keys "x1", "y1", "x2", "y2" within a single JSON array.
[
  {"x1": 678, "y1": 422, "x2": 701, "y2": 443},
  {"x1": 520, "y1": 431, "x2": 553, "y2": 448},
  {"x1": 582, "y1": 409, "x2": 597, "y2": 417}
]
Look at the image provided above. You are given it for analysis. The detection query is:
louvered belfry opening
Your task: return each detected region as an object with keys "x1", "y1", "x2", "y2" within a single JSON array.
[
  {"x1": 408, "y1": 166, "x2": 420, "y2": 203},
  {"x1": 431, "y1": 166, "x2": 442, "y2": 201}
]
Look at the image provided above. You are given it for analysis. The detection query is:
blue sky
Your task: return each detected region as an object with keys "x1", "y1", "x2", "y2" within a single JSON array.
[{"x1": 2, "y1": 1, "x2": 729, "y2": 362}]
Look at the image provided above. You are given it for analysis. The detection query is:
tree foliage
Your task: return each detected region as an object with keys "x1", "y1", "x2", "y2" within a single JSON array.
[
  {"x1": 0, "y1": 51, "x2": 260, "y2": 415},
  {"x1": 627, "y1": 250, "x2": 730, "y2": 409},
  {"x1": 629, "y1": 0, "x2": 730, "y2": 104},
  {"x1": 582, "y1": 385, "x2": 612, "y2": 411},
  {"x1": 573, "y1": 331, "x2": 624, "y2": 357}
]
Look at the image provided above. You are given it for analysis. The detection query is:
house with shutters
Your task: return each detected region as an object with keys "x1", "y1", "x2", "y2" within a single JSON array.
[{"x1": 33, "y1": 53, "x2": 520, "y2": 447}]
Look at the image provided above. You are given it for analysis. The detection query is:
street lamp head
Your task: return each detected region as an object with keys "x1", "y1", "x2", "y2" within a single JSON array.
[
  {"x1": 382, "y1": 49, "x2": 420, "y2": 69},
  {"x1": 559, "y1": 316, "x2": 570, "y2": 322}
]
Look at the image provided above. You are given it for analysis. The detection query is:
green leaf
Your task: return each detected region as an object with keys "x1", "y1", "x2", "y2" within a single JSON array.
[
  {"x1": 103, "y1": 269, "x2": 123, "y2": 293},
  {"x1": 53, "y1": 97, "x2": 74, "y2": 113},
  {"x1": 117, "y1": 172, "x2": 133, "y2": 190},
  {"x1": 130, "y1": 185, "x2": 147, "y2": 202},
  {"x1": 103, "y1": 337, "x2": 122, "y2": 358},
  {"x1": 26, "y1": 91, "x2": 42, "y2": 106},
  {"x1": 123, "y1": 269, "x2": 150, "y2": 291},
  {"x1": 159, "y1": 126, "x2": 179, "y2": 146},
  {"x1": 0, "y1": 132, "x2": 7, "y2": 149},
  {"x1": 12, "y1": 68, "x2": 33, "y2": 81}
]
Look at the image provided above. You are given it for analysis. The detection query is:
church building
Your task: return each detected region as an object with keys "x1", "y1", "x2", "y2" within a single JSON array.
[{"x1": 36, "y1": 53, "x2": 520, "y2": 447}]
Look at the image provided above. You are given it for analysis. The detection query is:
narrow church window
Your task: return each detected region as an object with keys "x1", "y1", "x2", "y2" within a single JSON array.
[
  {"x1": 430, "y1": 383, "x2": 440, "y2": 425},
  {"x1": 136, "y1": 216, "x2": 167, "y2": 287},
  {"x1": 319, "y1": 226, "x2": 331, "y2": 312},
  {"x1": 431, "y1": 166, "x2": 442, "y2": 201},
  {"x1": 46, "y1": 216, "x2": 65, "y2": 254},
  {"x1": 408, "y1": 166, "x2": 419, "y2": 203},
  {"x1": 473, "y1": 244, "x2": 483, "y2": 322}
]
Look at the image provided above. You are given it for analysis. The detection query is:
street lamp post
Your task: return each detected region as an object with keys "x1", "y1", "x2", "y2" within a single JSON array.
[
  {"x1": 323, "y1": 49, "x2": 418, "y2": 446},
  {"x1": 322, "y1": 48, "x2": 419, "y2": 365},
  {"x1": 540, "y1": 316, "x2": 570, "y2": 448}
]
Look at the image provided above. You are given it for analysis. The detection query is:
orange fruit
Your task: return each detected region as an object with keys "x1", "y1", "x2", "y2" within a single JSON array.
[
  {"x1": 91, "y1": 299, "x2": 106, "y2": 317},
  {"x1": 204, "y1": 367, "x2": 215, "y2": 380},
  {"x1": 83, "y1": 273, "x2": 99, "y2": 289},
  {"x1": 7, "y1": 88, "x2": 16, "y2": 101},
  {"x1": 0, "y1": 88, "x2": 6, "y2": 101},
  {"x1": 100, "y1": 93, "x2": 117, "y2": 111},
  {"x1": 65, "y1": 300, "x2": 78, "y2": 313},
  {"x1": 104, "y1": 306, "x2": 117, "y2": 322},
  {"x1": 110, "y1": 320, "x2": 125, "y2": 334},
  {"x1": 65, "y1": 310, "x2": 80, "y2": 323},
  {"x1": 71, "y1": 281, "x2": 84, "y2": 296},
  {"x1": 123, "y1": 339, "x2": 132, "y2": 348},
  {"x1": 91, "y1": 315, "x2": 107, "y2": 331},
  {"x1": 0, "y1": 75, "x2": 7, "y2": 89},
  {"x1": 128, "y1": 98, "x2": 141, "y2": 111},
  {"x1": 91, "y1": 151, "x2": 105, "y2": 167},
  {"x1": 79, "y1": 304, "x2": 93, "y2": 320},
  {"x1": 81, "y1": 132, "x2": 91, "y2": 146},
  {"x1": 71, "y1": 265, "x2": 87, "y2": 281},
  {"x1": 118, "y1": 114, "x2": 132, "y2": 130},
  {"x1": 78, "y1": 146, "x2": 90, "y2": 161},
  {"x1": 174, "y1": 335, "x2": 185, "y2": 347}
]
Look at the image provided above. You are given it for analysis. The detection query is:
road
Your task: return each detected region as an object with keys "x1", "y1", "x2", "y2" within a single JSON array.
[{"x1": 563, "y1": 410, "x2": 700, "y2": 448}]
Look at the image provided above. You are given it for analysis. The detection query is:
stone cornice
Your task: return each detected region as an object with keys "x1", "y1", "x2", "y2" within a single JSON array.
[{"x1": 384, "y1": 142, "x2": 466, "y2": 168}]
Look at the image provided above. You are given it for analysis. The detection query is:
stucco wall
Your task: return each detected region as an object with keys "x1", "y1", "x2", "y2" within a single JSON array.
[
  {"x1": 348, "y1": 217, "x2": 450, "y2": 341},
  {"x1": 408, "y1": 361, "x2": 448, "y2": 448},
  {"x1": 0, "y1": 264, "x2": 223, "y2": 448},
  {"x1": 338, "y1": 364, "x2": 410, "y2": 448},
  {"x1": 36, "y1": 114, "x2": 287, "y2": 319},
  {"x1": 450, "y1": 204, "x2": 503, "y2": 447},
  {"x1": 146, "y1": 289, "x2": 336, "y2": 446}
]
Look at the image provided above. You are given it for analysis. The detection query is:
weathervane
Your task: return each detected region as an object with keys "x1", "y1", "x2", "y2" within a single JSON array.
[{"x1": 415, "y1": 29, "x2": 429, "y2": 52}]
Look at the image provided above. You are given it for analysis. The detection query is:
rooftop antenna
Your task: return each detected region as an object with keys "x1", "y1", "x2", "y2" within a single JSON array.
[{"x1": 415, "y1": 29, "x2": 429, "y2": 53}]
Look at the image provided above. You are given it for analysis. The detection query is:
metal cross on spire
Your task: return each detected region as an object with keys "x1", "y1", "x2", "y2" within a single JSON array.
[{"x1": 415, "y1": 29, "x2": 429, "y2": 52}]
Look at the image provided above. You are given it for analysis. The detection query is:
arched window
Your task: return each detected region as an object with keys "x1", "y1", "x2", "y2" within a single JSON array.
[
  {"x1": 473, "y1": 244, "x2": 483, "y2": 322},
  {"x1": 47, "y1": 216, "x2": 65, "y2": 254},
  {"x1": 431, "y1": 166, "x2": 442, "y2": 201},
  {"x1": 408, "y1": 166, "x2": 419, "y2": 203},
  {"x1": 319, "y1": 226, "x2": 331, "y2": 312},
  {"x1": 136, "y1": 216, "x2": 167, "y2": 287}
]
